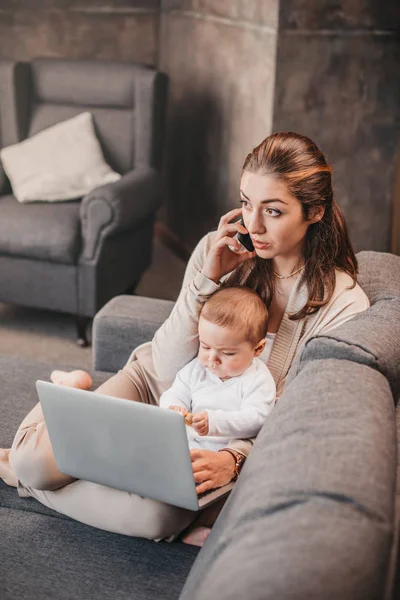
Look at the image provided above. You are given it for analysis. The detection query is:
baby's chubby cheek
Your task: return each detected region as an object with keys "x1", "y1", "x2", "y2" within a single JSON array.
[
  {"x1": 226, "y1": 359, "x2": 249, "y2": 376},
  {"x1": 224, "y1": 363, "x2": 241, "y2": 376},
  {"x1": 198, "y1": 354, "x2": 208, "y2": 368}
]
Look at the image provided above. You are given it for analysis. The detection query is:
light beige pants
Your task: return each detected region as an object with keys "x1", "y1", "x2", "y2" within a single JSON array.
[{"x1": 8, "y1": 364, "x2": 198, "y2": 541}]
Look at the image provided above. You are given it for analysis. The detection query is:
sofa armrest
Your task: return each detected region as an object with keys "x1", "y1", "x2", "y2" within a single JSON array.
[
  {"x1": 181, "y1": 359, "x2": 397, "y2": 599},
  {"x1": 80, "y1": 167, "x2": 161, "y2": 262},
  {"x1": 93, "y1": 295, "x2": 174, "y2": 373}
]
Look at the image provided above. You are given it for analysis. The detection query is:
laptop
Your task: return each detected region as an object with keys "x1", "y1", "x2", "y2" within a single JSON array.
[{"x1": 36, "y1": 380, "x2": 234, "y2": 511}]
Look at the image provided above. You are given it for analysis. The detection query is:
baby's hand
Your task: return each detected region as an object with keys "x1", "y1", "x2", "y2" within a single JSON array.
[
  {"x1": 192, "y1": 411, "x2": 209, "y2": 436},
  {"x1": 168, "y1": 405, "x2": 188, "y2": 417}
]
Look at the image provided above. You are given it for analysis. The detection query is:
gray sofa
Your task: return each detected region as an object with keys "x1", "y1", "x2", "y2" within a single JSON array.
[
  {"x1": 0, "y1": 58, "x2": 168, "y2": 344},
  {"x1": 0, "y1": 250, "x2": 399, "y2": 600}
]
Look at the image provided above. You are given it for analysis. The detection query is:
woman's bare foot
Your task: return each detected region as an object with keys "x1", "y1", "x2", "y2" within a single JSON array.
[
  {"x1": 50, "y1": 370, "x2": 93, "y2": 390},
  {"x1": 181, "y1": 526, "x2": 211, "y2": 547},
  {"x1": 0, "y1": 449, "x2": 18, "y2": 488}
]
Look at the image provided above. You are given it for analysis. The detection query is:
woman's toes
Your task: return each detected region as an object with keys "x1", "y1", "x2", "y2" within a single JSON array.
[
  {"x1": 70, "y1": 371, "x2": 93, "y2": 390},
  {"x1": 0, "y1": 449, "x2": 18, "y2": 488},
  {"x1": 181, "y1": 526, "x2": 211, "y2": 547},
  {"x1": 50, "y1": 370, "x2": 92, "y2": 390}
]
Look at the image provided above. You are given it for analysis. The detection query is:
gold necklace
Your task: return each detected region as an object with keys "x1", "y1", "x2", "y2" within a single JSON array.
[{"x1": 273, "y1": 265, "x2": 305, "y2": 280}]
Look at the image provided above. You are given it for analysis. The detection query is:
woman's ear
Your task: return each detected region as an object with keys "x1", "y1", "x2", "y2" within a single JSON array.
[
  {"x1": 308, "y1": 205, "x2": 325, "y2": 224},
  {"x1": 254, "y1": 339, "x2": 266, "y2": 357}
]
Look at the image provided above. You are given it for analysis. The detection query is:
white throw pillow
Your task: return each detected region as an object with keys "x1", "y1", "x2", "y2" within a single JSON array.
[{"x1": 0, "y1": 112, "x2": 121, "y2": 202}]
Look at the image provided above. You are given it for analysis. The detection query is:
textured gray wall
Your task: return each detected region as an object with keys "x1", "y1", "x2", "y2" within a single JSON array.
[
  {"x1": 0, "y1": 1, "x2": 159, "y2": 64},
  {"x1": 273, "y1": 0, "x2": 400, "y2": 252},
  {"x1": 158, "y1": 1, "x2": 278, "y2": 249},
  {"x1": 1, "y1": 1, "x2": 398, "y2": 253},
  {"x1": 0, "y1": 0, "x2": 278, "y2": 252}
]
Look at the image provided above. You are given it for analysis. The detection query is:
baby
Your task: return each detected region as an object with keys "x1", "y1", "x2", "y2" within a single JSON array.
[
  {"x1": 159, "y1": 286, "x2": 276, "y2": 452},
  {"x1": 51, "y1": 286, "x2": 276, "y2": 451}
]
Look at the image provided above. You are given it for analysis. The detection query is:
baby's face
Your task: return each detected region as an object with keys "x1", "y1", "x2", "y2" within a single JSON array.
[{"x1": 198, "y1": 317, "x2": 259, "y2": 380}]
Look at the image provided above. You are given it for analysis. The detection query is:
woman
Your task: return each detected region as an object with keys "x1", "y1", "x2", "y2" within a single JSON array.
[{"x1": 0, "y1": 132, "x2": 369, "y2": 542}]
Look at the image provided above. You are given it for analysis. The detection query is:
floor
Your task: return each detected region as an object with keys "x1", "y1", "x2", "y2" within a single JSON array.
[{"x1": 0, "y1": 239, "x2": 187, "y2": 370}]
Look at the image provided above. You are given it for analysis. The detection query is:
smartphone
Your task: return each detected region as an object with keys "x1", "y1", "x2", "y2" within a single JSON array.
[{"x1": 237, "y1": 216, "x2": 254, "y2": 252}]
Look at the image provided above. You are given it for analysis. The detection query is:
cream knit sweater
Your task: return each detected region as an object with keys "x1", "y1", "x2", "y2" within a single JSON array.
[{"x1": 129, "y1": 232, "x2": 370, "y2": 457}]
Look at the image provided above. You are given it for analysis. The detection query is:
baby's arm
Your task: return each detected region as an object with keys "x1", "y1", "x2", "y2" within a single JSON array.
[
  {"x1": 158, "y1": 360, "x2": 194, "y2": 414},
  {"x1": 206, "y1": 367, "x2": 276, "y2": 438}
]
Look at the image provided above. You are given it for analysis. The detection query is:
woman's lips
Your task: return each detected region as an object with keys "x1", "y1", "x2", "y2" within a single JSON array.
[{"x1": 252, "y1": 240, "x2": 271, "y2": 249}]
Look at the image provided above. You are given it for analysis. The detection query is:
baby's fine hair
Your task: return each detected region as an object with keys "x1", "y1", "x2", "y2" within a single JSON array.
[{"x1": 200, "y1": 286, "x2": 268, "y2": 345}]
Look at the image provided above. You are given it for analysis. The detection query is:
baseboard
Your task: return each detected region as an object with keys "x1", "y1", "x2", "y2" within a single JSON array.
[{"x1": 154, "y1": 222, "x2": 191, "y2": 262}]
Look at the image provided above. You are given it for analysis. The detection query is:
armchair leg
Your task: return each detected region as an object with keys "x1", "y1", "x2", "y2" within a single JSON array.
[{"x1": 76, "y1": 316, "x2": 90, "y2": 347}]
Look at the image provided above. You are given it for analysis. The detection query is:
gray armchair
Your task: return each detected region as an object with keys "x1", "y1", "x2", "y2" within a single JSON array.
[{"x1": 0, "y1": 57, "x2": 168, "y2": 344}]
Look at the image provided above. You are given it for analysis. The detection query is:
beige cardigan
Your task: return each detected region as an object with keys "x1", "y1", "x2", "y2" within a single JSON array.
[{"x1": 130, "y1": 232, "x2": 370, "y2": 457}]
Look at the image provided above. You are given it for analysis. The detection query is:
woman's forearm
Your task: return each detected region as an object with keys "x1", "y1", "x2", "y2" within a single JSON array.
[
  {"x1": 152, "y1": 233, "x2": 219, "y2": 381},
  {"x1": 224, "y1": 438, "x2": 254, "y2": 458}
]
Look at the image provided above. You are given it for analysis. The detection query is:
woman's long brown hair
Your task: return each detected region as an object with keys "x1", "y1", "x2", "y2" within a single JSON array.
[{"x1": 226, "y1": 132, "x2": 358, "y2": 320}]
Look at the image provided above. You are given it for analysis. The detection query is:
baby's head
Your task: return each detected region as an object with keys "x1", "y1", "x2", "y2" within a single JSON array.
[{"x1": 198, "y1": 286, "x2": 268, "y2": 380}]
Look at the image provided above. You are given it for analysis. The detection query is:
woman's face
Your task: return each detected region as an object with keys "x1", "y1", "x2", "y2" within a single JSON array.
[{"x1": 240, "y1": 171, "x2": 310, "y2": 260}]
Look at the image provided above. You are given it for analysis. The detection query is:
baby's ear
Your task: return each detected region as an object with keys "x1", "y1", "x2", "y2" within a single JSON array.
[{"x1": 254, "y1": 339, "x2": 266, "y2": 357}]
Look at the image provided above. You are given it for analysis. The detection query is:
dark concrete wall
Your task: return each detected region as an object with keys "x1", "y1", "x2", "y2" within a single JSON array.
[
  {"x1": 158, "y1": 1, "x2": 278, "y2": 250},
  {"x1": 0, "y1": 0, "x2": 279, "y2": 252},
  {"x1": 273, "y1": 0, "x2": 400, "y2": 252},
  {"x1": 1, "y1": 1, "x2": 398, "y2": 253},
  {"x1": 0, "y1": 1, "x2": 159, "y2": 64}
]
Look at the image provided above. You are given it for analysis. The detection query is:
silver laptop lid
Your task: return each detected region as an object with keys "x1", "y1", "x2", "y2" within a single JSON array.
[{"x1": 36, "y1": 380, "x2": 200, "y2": 511}]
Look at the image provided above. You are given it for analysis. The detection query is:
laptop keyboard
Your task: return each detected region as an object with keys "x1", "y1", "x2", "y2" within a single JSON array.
[{"x1": 197, "y1": 487, "x2": 216, "y2": 499}]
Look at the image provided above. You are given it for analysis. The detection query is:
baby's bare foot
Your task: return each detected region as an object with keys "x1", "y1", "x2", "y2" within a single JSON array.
[
  {"x1": 0, "y1": 449, "x2": 18, "y2": 488},
  {"x1": 50, "y1": 370, "x2": 93, "y2": 390}
]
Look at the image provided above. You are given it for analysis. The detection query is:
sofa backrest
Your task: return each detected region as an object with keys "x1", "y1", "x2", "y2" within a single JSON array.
[
  {"x1": 0, "y1": 60, "x2": 29, "y2": 195},
  {"x1": 357, "y1": 251, "x2": 400, "y2": 305},
  {"x1": 289, "y1": 251, "x2": 400, "y2": 398},
  {"x1": 21, "y1": 58, "x2": 168, "y2": 175}
]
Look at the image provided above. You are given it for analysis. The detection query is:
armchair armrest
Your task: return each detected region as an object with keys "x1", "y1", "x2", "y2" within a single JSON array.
[
  {"x1": 93, "y1": 295, "x2": 174, "y2": 373},
  {"x1": 80, "y1": 167, "x2": 161, "y2": 262}
]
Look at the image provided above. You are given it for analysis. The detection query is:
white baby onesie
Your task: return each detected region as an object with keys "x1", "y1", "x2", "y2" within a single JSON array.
[{"x1": 159, "y1": 357, "x2": 276, "y2": 451}]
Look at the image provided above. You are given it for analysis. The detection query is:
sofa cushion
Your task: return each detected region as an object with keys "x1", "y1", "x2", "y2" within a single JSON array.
[
  {"x1": 0, "y1": 112, "x2": 121, "y2": 203},
  {"x1": 181, "y1": 359, "x2": 397, "y2": 600},
  {"x1": 0, "y1": 507, "x2": 198, "y2": 600},
  {"x1": 0, "y1": 194, "x2": 82, "y2": 264},
  {"x1": 0, "y1": 356, "x2": 111, "y2": 514},
  {"x1": 0, "y1": 356, "x2": 112, "y2": 449},
  {"x1": 0, "y1": 356, "x2": 199, "y2": 599}
]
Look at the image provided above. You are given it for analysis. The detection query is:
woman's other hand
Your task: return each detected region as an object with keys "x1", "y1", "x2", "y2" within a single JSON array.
[
  {"x1": 192, "y1": 411, "x2": 209, "y2": 436},
  {"x1": 190, "y1": 448, "x2": 236, "y2": 495},
  {"x1": 201, "y1": 208, "x2": 256, "y2": 284},
  {"x1": 168, "y1": 405, "x2": 188, "y2": 417}
]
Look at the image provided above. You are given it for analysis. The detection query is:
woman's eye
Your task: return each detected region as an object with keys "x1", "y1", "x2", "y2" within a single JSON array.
[
  {"x1": 265, "y1": 208, "x2": 282, "y2": 217},
  {"x1": 240, "y1": 199, "x2": 249, "y2": 208}
]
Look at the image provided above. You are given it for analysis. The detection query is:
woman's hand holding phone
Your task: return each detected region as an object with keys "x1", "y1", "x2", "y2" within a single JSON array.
[{"x1": 201, "y1": 208, "x2": 256, "y2": 284}]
